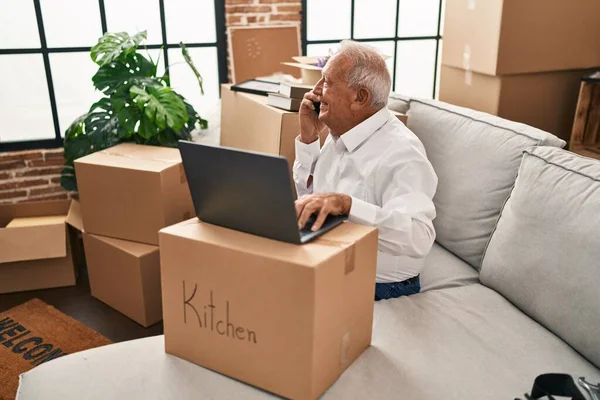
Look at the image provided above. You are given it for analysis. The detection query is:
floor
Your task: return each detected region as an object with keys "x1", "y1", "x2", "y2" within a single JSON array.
[{"x1": 0, "y1": 263, "x2": 164, "y2": 343}]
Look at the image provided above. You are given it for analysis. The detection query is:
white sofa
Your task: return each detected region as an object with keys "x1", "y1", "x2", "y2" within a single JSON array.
[{"x1": 17, "y1": 98, "x2": 600, "y2": 399}]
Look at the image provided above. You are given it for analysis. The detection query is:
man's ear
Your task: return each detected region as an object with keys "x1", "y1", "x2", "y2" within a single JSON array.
[{"x1": 351, "y1": 87, "x2": 371, "y2": 110}]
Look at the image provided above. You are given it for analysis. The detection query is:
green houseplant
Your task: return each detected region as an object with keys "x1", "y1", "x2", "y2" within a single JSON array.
[{"x1": 61, "y1": 31, "x2": 207, "y2": 191}]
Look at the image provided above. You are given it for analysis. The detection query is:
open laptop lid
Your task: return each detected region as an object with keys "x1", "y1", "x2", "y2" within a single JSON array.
[{"x1": 178, "y1": 141, "x2": 303, "y2": 244}]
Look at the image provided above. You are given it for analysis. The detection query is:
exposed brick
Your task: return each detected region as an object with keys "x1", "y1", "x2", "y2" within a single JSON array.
[
  {"x1": 0, "y1": 190, "x2": 27, "y2": 200},
  {"x1": 269, "y1": 13, "x2": 301, "y2": 21},
  {"x1": 226, "y1": 5, "x2": 271, "y2": 13},
  {"x1": 14, "y1": 166, "x2": 64, "y2": 178},
  {"x1": 43, "y1": 150, "x2": 65, "y2": 161},
  {"x1": 227, "y1": 15, "x2": 243, "y2": 24},
  {"x1": 0, "y1": 150, "x2": 43, "y2": 162},
  {"x1": 246, "y1": 15, "x2": 258, "y2": 23},
  {"x1": 22, "y1": 192, "x2": 69, "y2": 203},
  {"x1": 275, "y1": 4, "x2": 301, "y2": 13},
  {"x1": 29, "y1": 185, "x2": 65, "y2": 197},
  {"x1": 50, "y1": 176, "x2": 62, "y2": 184},
  {"x1": 69, "y1": 192, "x2": 80, "y2": 200},
  {"x1": 225, "y1": 0, "x2": 254, "y2": 4},
  {"x1": 258, "y1": 0, "x2": 299, "y2": 3},
  {"x1": 0, "y1": 160, "x2": 26, "y2": 170},
  {"x1": 27, "y1": 158, "x2": 65, "y2": 168},
  {"x1": 0, "y1": 179, "x2": 49, "y2": 191},
  {"x1": 0, "y1": 172, "x2": 11, "y2": 181}
]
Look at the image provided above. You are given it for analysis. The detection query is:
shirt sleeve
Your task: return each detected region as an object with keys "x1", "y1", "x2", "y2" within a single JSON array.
[
  {"x1": 349, "y1": 147, "x2": 438, "y2": 259},
  {"x1": 293, "y1": 136, "x2": 321, "y2": 198}
]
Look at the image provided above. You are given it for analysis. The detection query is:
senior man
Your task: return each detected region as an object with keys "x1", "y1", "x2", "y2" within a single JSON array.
[{"x1": 293, "y1": 40, "x2": 438, "y2": 300}]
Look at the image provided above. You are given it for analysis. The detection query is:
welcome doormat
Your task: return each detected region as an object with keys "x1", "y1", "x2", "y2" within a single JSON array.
[{"x1": 0, "y1": 299, "x2": 111, "y2": 400}]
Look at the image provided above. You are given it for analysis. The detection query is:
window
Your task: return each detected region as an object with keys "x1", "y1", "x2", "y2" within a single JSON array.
[
  {"x1": 302, "y1": 0, "x2": 444, "y2": 99},
  {"x1": 0, "y1": 0, "x2": 226, "y2": 151}
]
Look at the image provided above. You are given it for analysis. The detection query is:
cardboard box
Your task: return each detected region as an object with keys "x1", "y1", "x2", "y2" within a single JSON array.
[
  {"x1": 390, "y1": 110, "x2": 408, "y2": 125},
  {"x1": 83, "y1": 233, "x2": 162, "y2": 327},
  {"x1": 282, "y1": 56, "x2": 325, "y2": 85},
  {"x1": 439, "y1": 65, "x2": 594, "y2": 142},
  {"x1": 159, "y1": 219, "x2": 378, "y2": 399},
  {"x1": 442, "y1": 0, "x2": 600, "y2": 75},
  {"x1": 75, "y1": 143, "x2": 195, "y2": 245},
  {"x1": 220, "y1": 84, "x2": 328, "y2": 181},
  {"x1": 229, "y1": 26, "x2": 301, "y2": 84},
  {"x1": 0, "y1": 200, "x2": 82, "y2": 294}
]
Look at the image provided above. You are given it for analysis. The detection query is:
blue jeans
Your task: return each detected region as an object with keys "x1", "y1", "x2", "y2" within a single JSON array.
[{"x1": 375, "y1": 275, "x2": 420, "y2": 301}]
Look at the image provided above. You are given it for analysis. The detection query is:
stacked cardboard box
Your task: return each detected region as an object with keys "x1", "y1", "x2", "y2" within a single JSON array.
[
  {"x1": 0, "y1": 200, "x2": 83, "y2": 294},
  {"x1": 75, "y1": 143, "x2": 195, "y2": 327},
  {"x1": 439, "y1": 0, "x2": 600, "y2": 142}
]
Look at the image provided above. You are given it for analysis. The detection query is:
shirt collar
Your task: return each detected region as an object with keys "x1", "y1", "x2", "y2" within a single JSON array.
[{"x1": 337, "y1": 107, "x2": 390, "y2": 152}]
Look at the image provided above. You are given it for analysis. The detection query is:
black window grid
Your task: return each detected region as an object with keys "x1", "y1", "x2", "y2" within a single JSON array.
[
  {"x1": 0, "y1": 0, "x2": 228, "y2": 152},
  {"x1": 301, "y1": 0, "x2": 444, "y2": 98}
]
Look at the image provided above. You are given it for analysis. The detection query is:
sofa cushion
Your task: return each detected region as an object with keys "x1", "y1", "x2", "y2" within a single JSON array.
[
  {"x1": 420, "y1": 243, "x2": 479, "y2": 292},
  {"x1": 480, "y1": 146, "x2": 600, "y2": 368},
  {"x1": 387, "y1": 94, "x2": 410, "y2": 114},
  {"x1": 18, "y1": 285, "x2": 600, "y2": 400},
  {"x1": 407, "y1": 99, "x2": 565, "y2": 269}
]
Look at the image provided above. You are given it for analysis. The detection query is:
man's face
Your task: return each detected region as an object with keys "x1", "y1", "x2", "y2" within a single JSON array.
[{"x1": 313, "y1": 55, "x2": 357, "y2": 135}]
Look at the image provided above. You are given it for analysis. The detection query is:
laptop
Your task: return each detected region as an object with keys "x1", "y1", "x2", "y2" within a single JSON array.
[{"x1": 178, "y1": 141, "x2": 347, "y2": 244}]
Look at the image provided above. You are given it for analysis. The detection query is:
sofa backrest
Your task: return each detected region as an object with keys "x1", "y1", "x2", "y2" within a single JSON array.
[
  {"x1": 404, "y1": 99, "x2": 565, "y2": 269},
  {"x1": 480, "y1": 147, "x2": 600, "y2": 368}
]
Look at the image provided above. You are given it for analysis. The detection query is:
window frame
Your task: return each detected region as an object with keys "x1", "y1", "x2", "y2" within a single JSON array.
[
  {"x1": 0, "y1": 0, "x2": 227, "y2": 152},
  {"x1": 301, "y1": 0, "x2": 443, "y2": 98}
]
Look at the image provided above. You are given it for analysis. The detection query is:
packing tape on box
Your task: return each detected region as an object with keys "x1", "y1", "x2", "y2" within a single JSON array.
[
  {"x1": 467, "y1": 0, "x2": 476, "y2": 10},
  {"x1": 464, "y1": 70, "x2": 473, "y2": 86},
  {"x1": 315, "y1": 238, "x2": 356, "y2": 275},
  {"x1": 101, "y1": 150, "x2": 180, "y2": 164},
  {"x1": 340, "y1": 330, "x2": 351, "y2": 369},
  {"x1": 463, "y1": 44, "x2": 473, "y2": 86}
]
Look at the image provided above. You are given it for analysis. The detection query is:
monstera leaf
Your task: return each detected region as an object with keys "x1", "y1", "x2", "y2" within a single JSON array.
[
  {"x1": 93, "y1": 52, "x2": 157, "y2": 95},
  {"x1": 91, "y1": 31, "x2": 147, "y2": 67},
  {"x1": 62, "y1": 98, "x2": 124, "y2": 190},
  {"x1": 130, "y1": 85, "x2": 188, "y2": 131},
  {"x1": 62, "y1": 31, "x2": 208, "y2": 191}
]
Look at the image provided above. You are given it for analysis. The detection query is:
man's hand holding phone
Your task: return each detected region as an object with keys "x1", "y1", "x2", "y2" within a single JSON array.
[{"x1": 299, "y1": 90, "x2": 325, "y2": 144}]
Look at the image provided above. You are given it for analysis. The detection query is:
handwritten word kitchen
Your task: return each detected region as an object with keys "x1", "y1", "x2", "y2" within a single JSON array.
[
  {"x1": 183, "y1": 282, "x2": 258, "y2": 344},
  {"x1": 0, "y1": 317, "x2": 67, "y2": 366}
]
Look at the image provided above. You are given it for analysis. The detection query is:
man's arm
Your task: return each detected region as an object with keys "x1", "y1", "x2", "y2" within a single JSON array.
[
  {"x1": 349, "y1": 152, "x2": 438, "y2": 258},
  {"x1": 293, "y1": 137, "x2": 321, "y2": 197}
]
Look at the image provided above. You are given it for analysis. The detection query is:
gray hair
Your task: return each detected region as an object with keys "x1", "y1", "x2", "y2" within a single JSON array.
[{"x1": 336, "y1": 40, "x2": 392, "y2": 109}]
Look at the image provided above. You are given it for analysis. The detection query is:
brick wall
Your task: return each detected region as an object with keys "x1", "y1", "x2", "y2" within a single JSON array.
[
  {"x1": 0, "y1": 149, "x2": 76, "y2": 204},
  {"x1": 225, "y1": 0, "x2": 302, "y2": 27},
  {"x1": 0, "y1": 1, "x2": 303, "y2": 204}
]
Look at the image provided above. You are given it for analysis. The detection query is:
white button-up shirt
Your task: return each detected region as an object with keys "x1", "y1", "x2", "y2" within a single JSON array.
[{"x1": 293, "y1": 108, "x2": 438, "y2": 283}]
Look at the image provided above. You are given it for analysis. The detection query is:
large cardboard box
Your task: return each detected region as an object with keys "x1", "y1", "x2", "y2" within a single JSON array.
[
  {"x1": 0, "y1": 200, "x2": 82, "y2": 294},
  {"x1": 159, "y1": 219, "x2": 378, "y2": 399},
  {"x1": 439, "y1": 65, "x2": 593, "y2": 142},
  {"x1": 229, "y1": 26, "x2": 301, "y2": 84},
  {"x1": 220, "y1": 84, "x2": 328, "y2": 179},
  {"x1": 75, "y1": 143, "x2": 194, "y2": 245},
  {"x1": 83, "y1": 233, "x2": 162, "y2": 327},
  {"x1": 442, "y1": 0, "x2": 600, "y2": 75}
]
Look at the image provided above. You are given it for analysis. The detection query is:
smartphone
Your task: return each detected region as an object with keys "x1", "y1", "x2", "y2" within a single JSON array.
[{"x1": 312, "y1": 100, "x2": 321, "y2": 114}]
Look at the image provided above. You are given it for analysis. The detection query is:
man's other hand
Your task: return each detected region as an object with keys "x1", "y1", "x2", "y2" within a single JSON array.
[{"x1": 295, "y1": 193, "x2": 352, "y2": 231}]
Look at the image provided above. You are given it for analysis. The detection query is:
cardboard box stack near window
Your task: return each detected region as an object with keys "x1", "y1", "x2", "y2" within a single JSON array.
[
  {"x1": 0, "y1": 200, "x2": 83, "y2": 294},
  {"x1": 439, "y1": 0, "x2": 600, "y2": 143},
  {"x1": 159, "y1": 218, "x2": 379, "y2": 399},
  {"x1": 74, "y1": 143, "x2": 195, "y2": 327}
]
